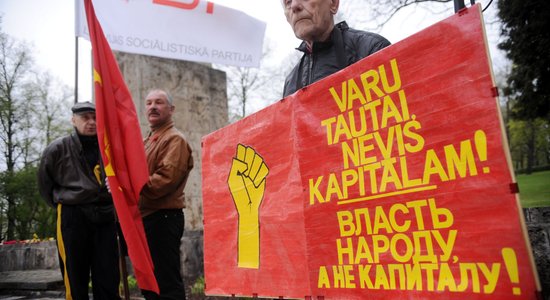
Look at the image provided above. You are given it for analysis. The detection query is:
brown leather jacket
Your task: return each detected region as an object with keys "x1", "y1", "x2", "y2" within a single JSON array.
[{"x1": 139, "y1": 120, "x2": 193, "y2": 217}]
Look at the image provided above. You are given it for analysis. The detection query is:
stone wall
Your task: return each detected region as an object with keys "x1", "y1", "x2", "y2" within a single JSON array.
[
  {"x1": 524, "y1": 207, "x2": 550, "y2": 300},
  {"x1": 0, "y1": 241, "x2": 58, "y2": 272}
]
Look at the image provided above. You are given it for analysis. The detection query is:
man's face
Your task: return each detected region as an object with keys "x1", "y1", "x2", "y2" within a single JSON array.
[
  {"x1": 145, "y1": 90, "x2": 174, "y2": 128},
  {"x1": 283, "y1": 0, "x2": 339, "y2": 45},
  {"x1": 71, "y1": 112, "x2": 97, "y2": 136}
]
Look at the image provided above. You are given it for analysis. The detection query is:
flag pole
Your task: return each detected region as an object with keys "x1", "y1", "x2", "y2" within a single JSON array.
[
  {"x1": 74, "y1": 0, "x2": 79, "y2": 104},
  {"x1": 454, "y1": 0, "x2": 466, "y2": 12},
  {"x1": 91, "y1": 48, "x2": 95, "y2": 103},
  {"x1": 116, "y1": 221, "x2": 131, "y2": 300},
  {"x1": 74, "y1": 35, "x2": 79, "y2": 104}
]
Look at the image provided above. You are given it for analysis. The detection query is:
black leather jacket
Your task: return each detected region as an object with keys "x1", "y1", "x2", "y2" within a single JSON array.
[
  {"x1": 37, "y1": 131, "x2": 111, "y2": 207},
  {"x1": 283, "y1": 21, "x2": 391, "y2": 98}
]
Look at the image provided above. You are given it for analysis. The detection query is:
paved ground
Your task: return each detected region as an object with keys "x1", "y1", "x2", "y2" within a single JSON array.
[
  {"x1": 0, "y1": 270, "x2": 62, "y2": 291},
  {"x1": 0, "y1": 290, "x2": 145, "y2": 300},
  {"x1": 0, "y1": 291, "x2": 64, "y2": 300},
  {"x1": 0, "y1": 270, "x2": 64, "y2": 299},
  {"x1": 0, "y1": 270, "x2": 146, "y2": 300},
  {"x1": 0, "y1": 270, "x2": 225, "y2": 300}
]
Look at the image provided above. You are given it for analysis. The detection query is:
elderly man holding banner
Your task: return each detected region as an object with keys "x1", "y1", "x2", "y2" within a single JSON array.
[{"x1": 282, "y1": 0, "x2": 391, "y2": 97}]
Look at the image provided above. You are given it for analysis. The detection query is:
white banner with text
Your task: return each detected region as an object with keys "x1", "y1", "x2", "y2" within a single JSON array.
[{"x1": 75, "y1": 0, "x2": 266, "y2": 67}]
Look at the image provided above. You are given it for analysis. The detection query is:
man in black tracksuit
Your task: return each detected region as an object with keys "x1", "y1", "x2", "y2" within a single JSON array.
[
  {"x1": 282, "y1": 0, "x2": 391, "y2": 97},
  {"x1": 38, "y1": 101, "x2": 120, "y2": 300}
]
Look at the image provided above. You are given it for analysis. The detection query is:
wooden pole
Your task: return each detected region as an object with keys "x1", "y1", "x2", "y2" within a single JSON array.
[
  {"x1": 115, "y1": 214, "x2": 130, "y2": 300},
  {"x1": 74, "y1": 36, "x2": 79, "y2": 104},
  {"x1": 116, "y1": 222, "x2": 130, "y2": 300}
]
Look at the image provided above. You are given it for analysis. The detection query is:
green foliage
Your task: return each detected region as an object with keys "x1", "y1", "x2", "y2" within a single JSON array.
[
  {"x1": 115, "y1": 275, "x2": 140, "y2": 297},
  {"x1": 122, "y1": 275, "x2": 140, "y2": 295},
  {"x1": 127, "y1": 275, "x2": 137, "y2": 289},
  {"x1": 15, "y1": 166, "x2": 56, "y2": 238},
  {"x1": 517, "y1": 170, "x2": 550, "y2": 208},
  {"x1": 189, "y1": 276, "x2": 254, "y2": 299},
  {"x1": 0, "y1": 165, "x2": 56, "y2": 240},
  {"x1": 498, "y1": 0, "x2": 550, "y2": 120},
  {"x1": 507, "y1": 118, "x2": 550, "y2": 173},
  {"x1": 191, "y1": 276, "x2": 205, "y2": 295}
]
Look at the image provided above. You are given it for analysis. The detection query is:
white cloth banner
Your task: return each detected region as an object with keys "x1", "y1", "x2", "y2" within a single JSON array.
[{"x1": 75, "y1": 0, "x2": 266, "y2": 67}]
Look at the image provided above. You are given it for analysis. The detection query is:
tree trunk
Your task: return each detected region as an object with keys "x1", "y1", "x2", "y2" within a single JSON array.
[
  {"x1": 6, "y1": 194, "x2": 16, "y2": 241},
  {"x1": 525, "y1": 120, "x2": 537, "y2": 174}
]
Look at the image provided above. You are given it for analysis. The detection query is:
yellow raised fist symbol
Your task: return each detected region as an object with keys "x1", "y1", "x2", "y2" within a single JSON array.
[{"x1": 227, "y1": 144, "x2": 269, "y2": 269}]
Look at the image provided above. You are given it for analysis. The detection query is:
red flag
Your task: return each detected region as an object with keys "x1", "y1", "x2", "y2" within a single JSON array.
[{"x1": 83, "y1": 0, "x2": 159, "y2": 294}]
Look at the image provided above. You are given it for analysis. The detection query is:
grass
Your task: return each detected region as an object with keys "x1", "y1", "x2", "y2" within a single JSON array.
[{"x1": 516, "y1": 170, "x2": 550, "y2": 208}]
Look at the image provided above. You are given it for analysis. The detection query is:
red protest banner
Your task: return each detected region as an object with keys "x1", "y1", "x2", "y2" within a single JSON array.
[
  {"x1": 203, "y1": 98, "x2": 311, "y2": 297},
  {"x1": 202, "y1": 4, "x2": 540, "y2": 300}
]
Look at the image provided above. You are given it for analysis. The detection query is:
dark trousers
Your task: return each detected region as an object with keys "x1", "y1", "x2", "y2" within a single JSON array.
[
  {"x1": 142, "y1": 209, "x2": 186, "y2": 300},
  {"x1": 56, "y1": 204, "x2": 121, "y2": 300}
]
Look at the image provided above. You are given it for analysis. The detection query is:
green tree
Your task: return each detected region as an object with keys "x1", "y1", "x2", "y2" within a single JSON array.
[
  {"x1": 498, "y1": 0, "x2": 550, "y2": 120},
  {"x1": 0, "y1": 22, "x2": 70, "y2": 241},
  {"x1": 1, "y1": 165, "x2": 55, "y2": 239},
  {"x1": 0, "y1": 23, "x2": 33, "y2": 240},
  {"x1": 507, "y1": 118, "x2": 550, "y2": 173}
]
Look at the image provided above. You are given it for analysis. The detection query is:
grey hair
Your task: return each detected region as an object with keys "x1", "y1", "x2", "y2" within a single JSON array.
[{"x1": 146, "y1": 89, "x2": 173, "y2": 105}]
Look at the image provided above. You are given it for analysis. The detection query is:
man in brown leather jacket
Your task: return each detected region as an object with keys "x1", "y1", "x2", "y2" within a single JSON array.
[{"x1": 140, "y1": 89, "x2": 193, "y2": 300}]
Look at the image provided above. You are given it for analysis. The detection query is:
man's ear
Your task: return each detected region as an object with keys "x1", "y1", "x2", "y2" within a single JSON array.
[
  {"x1": 330, "y1": 0, "x2": 339, "y2": 14},
  {"x1": 71, "y1": 115, "x2": 76, "y2": 126}
]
